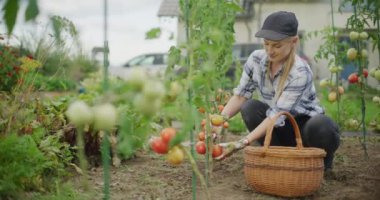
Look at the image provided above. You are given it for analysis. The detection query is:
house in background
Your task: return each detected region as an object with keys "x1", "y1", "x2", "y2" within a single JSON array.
[{"x1": 157, "y1": 0, "x2": 379, "y2": 87}]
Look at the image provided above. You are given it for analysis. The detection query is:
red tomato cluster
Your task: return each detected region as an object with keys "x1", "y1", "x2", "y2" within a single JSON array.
[
  {"x1": 195, "y1": 141, "x2": 223, "y2": 158},
  {"x1": 195, "y1": 114, "x2": 225, "y2": 158},
  {"x1": 195, "y1": 89, "x2": 232, "y2": 158},
  {"x1": 348, "y1": 69, "x2": 368, "y2": 84},
  {"x1": 150, "y1": 127, "x2": 185, "y2": 166}
]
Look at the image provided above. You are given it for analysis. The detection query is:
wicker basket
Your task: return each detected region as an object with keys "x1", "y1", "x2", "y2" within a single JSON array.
[{"x1": 244, "y1": 111, "x2": 326, "y2": 197}]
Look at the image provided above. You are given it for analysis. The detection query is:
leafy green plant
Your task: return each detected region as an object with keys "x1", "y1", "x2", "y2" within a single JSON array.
[
  {"x1": 30, "y1": 182, "x2": 93, "y2": 200},
  {"x1": 227, "y1": 114, "x2": 246, "y2": 134},
  {"x1": 155, "y1": 0, "x2": 241, "y2": 199},
  {"x1": 0, "y1": 134, "x2": 50, "y2": 198},
  {"x1": 33, "y1": 74, "x2": 77, "y2": 91},
  {"x1": 305, "y1": 1, "x2": 351, "y2": 127}
]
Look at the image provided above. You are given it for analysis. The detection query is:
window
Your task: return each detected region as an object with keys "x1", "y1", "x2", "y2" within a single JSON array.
[
  {"x1": 236, "y1": 0, "x2": 254, "y2": 19},
  {"x1": 232, "y1": 43, "x2": 262, "y2": 63},
  {"x1": 138, "y1": 55, "x2": 155, "y2": 65},
  {"x1": 124, "y1": 54, "x2": 168, "y2": 67},
  {"x1": 125, "y1": 55, "x2": 145, "y2": 66}
]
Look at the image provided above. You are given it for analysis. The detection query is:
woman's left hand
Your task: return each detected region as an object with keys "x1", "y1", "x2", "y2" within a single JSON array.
[{"x1": 214, "y1": 138, "x2": 249, "y2": 161}]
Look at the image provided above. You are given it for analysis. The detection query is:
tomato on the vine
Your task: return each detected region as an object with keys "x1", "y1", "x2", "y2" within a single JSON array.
[
  {"x1": 212, "y1": 144, "x2": 223, "y2": 158},
  {"x1": 348, "y1": 73, "x2": 359, "y2": 83},
  {"x1": 150, "y1": 137, "x2": 169, "y2": 154},
  {"x1": 198, "y1": 107, "x2": 206, "y2": 113},
  {"x1": 217, "y1": 105, "x2": 224, "y2": 113},
  {"x1": 201, "y1": 119, "x2": 207, "y2": 128},
  {"x1": 195, "y1": 141, "x2": 206, "y2": 155},
  {"x1": 166, "y1": 146, "x2": 184, "y2": 166},
  {"x1": 363, "y1": 69, "x2": 368, "y2": 78},
  {"x1": 210, "y1": 115, "x2": 224, "y2": 126},
  {"x1": 198, "y1": 131, "x2": 205, "y2": 141},
  {"x1": 328, "y1": 91, "x2": 337, "y2": 102},
  {"x1": 160, "y1": 127, "x2": 176, "y2": 144},
  {"x1": 223, "y1": 121, "x2": 229, "y2": 129}
]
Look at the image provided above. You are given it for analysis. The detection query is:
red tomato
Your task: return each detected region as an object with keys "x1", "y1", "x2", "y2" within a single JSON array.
[
  {"x1": 217, "y1": 105, "x2": 224, "y2": 113},
  {"x1": 150, "y1": 137, "x2": 169, "y2": 154},
  {"x1": 198, "y1": 131, "x2": 205, "y2": 141},
  {"x1": 223, "y1": 121, "x2": 229, "y2": 129},
  {"x1": 198, "y1": 107, "x2": 205, "y2": 113},
  {"x1": 212, "y1": 144, "x2": 223, "y2": 158},
  {"x1": 201, "y1": 119, "x2": 207, "y2": 128},
  {"x1": 160, "y1": 127, "x2": 176, "y2": 144},
  {"x1": 363, "y1": 69, "x2": 368, "y2": 78},
  {"x1": 195, "y1": 141, "x2": 206, "y2": 155},
  {"x1": 348, "y1": 73, "x2": 359, "y2": 83}
]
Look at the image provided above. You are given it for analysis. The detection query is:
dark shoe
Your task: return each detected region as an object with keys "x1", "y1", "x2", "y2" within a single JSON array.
[{"x1": 324, "y1": 168, "x2": 336, "y2": 180}]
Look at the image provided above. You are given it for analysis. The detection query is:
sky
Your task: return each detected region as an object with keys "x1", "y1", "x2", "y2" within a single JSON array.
[{"x1": 6, "y1": 0, "x2": 177, "y2": 66}]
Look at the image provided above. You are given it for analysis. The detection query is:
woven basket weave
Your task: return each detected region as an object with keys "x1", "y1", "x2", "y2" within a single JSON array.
[{"x1": 244, "y1": 111, "x2": 326, "y2": 197}]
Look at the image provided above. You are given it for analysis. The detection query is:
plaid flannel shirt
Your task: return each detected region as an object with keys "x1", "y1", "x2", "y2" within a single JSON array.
[{"x1": 233, "y1": 49, "x2": 324, "y2": 126}]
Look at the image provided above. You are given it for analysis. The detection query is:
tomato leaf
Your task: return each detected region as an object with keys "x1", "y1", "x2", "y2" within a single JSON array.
[
  {"x1": 25, "y1": 0, "x2": 39, "y2": 21},
  {"x1": 2, "y1": 0, "x2": 20, "y2": 34}
]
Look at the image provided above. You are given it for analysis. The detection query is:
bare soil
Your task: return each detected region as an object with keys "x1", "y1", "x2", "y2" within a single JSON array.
[{"x1": 82, "y1": 132, "x2": 380, "y2": 200}]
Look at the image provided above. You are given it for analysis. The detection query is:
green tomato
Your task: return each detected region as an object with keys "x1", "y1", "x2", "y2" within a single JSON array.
[
  {"x1": 92, "y1": 103, "x2": 117, "y2": 131},
  {"x1": 337, "y1": 66, "x2": 343, "y2": 72},
  {"x1": 375, "y1": 70, "x2": 380, "y2": 81},
  {"x1": 168, "y1": 81, "x2": 182, "y2": 99},
  {"x1": 359, "y1": 32, "x2": 368, "y2": 40},
  {"x1": 372, "y1": 96, "x2": 380, "y2": 104},
  {"x1": 133, "y1": 94, "x2": 161, "y2": 116},
  {"x1": 126, "y1": 68, "x2": 147, "y2": 90},
  {"x1": 347, "y1": 48, "x2": 357, "y2": 61},
  {"x1": 349, "y1": 31, "x2": 359, "y2": 41},
  {"x1": 319, "y1": 79, "x2": 330, "y2": 88},
  {"x1": 329, "y1": 66, "x2": 339, "y2": 73},
  {"x1": 66, "y1": 100, "x2": 93, "y2": 127},
  {"x1": 361, "y1": 49, "x2": 368, "y2": 59},
  {"x1": 143, "y1": 80, "x2": 166, "y2": 100},
  {"x1": 369, "y1": 68, "x2": 377, "y2": 78}
]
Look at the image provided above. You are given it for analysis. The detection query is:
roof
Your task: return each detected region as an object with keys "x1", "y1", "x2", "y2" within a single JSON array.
[{"x1": 157, "y1": 0, "x2": 180, "y2": 17}]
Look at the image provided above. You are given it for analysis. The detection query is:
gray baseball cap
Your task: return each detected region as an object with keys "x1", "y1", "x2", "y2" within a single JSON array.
[{"x1": 255, "y1": 11, "x2": 298, "y2": 41}]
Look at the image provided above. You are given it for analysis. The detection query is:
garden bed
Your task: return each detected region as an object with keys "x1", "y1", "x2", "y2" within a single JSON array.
[{"x1": 77, "y1": 132, "x2": 380, "y2": 200}]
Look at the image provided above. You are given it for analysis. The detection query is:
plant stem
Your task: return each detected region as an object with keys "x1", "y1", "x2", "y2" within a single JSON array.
[
  {"x1": 76, "y1": 128, "x2": 89, "y2": 190},
  {"x1": 329, "y1": 0, "x2": 342, "y2": 127},
  {"x1": 181, "y1": 145, "x2": 211, "y2": 200},
  {"x1": 184, "y1": 1, "x2": 197, "y2": 199},
  {"x1": 377, "y1": 6, "x2": 380, "y2": 65},
  {"x1": 101, "y1": 131, "x2": 111, "y2": 200},
  {"x1": 353, "y1": 4, "x2": 368, "y2": 158}
]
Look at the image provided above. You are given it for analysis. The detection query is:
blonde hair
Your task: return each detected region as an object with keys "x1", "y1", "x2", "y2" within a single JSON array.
[{"x1": 269, "y1": 37, "x2": 297, "y2": 101}]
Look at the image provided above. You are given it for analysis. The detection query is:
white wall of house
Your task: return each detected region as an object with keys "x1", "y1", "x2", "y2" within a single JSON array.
[
  {"x1": 256, "y1": 1, "x2": 378, "y2": 86},
  {"x1": 174, "y1": 0, "x2": 379, "y2": 87}
]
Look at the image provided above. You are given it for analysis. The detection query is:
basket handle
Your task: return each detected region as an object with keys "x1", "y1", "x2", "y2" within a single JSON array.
[{"x1": 263, "y1": 111, "x2": 303, "y2": 151}]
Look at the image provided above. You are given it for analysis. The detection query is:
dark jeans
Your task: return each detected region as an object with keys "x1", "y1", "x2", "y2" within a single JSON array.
[{"x1": 240, "y1": 99, "x2": 340, "y2": 169}]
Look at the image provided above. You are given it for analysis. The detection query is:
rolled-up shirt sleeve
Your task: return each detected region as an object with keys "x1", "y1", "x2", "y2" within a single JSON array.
[{"x1": 233, "y1": 53, "x2": 259, "y2": 99}]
